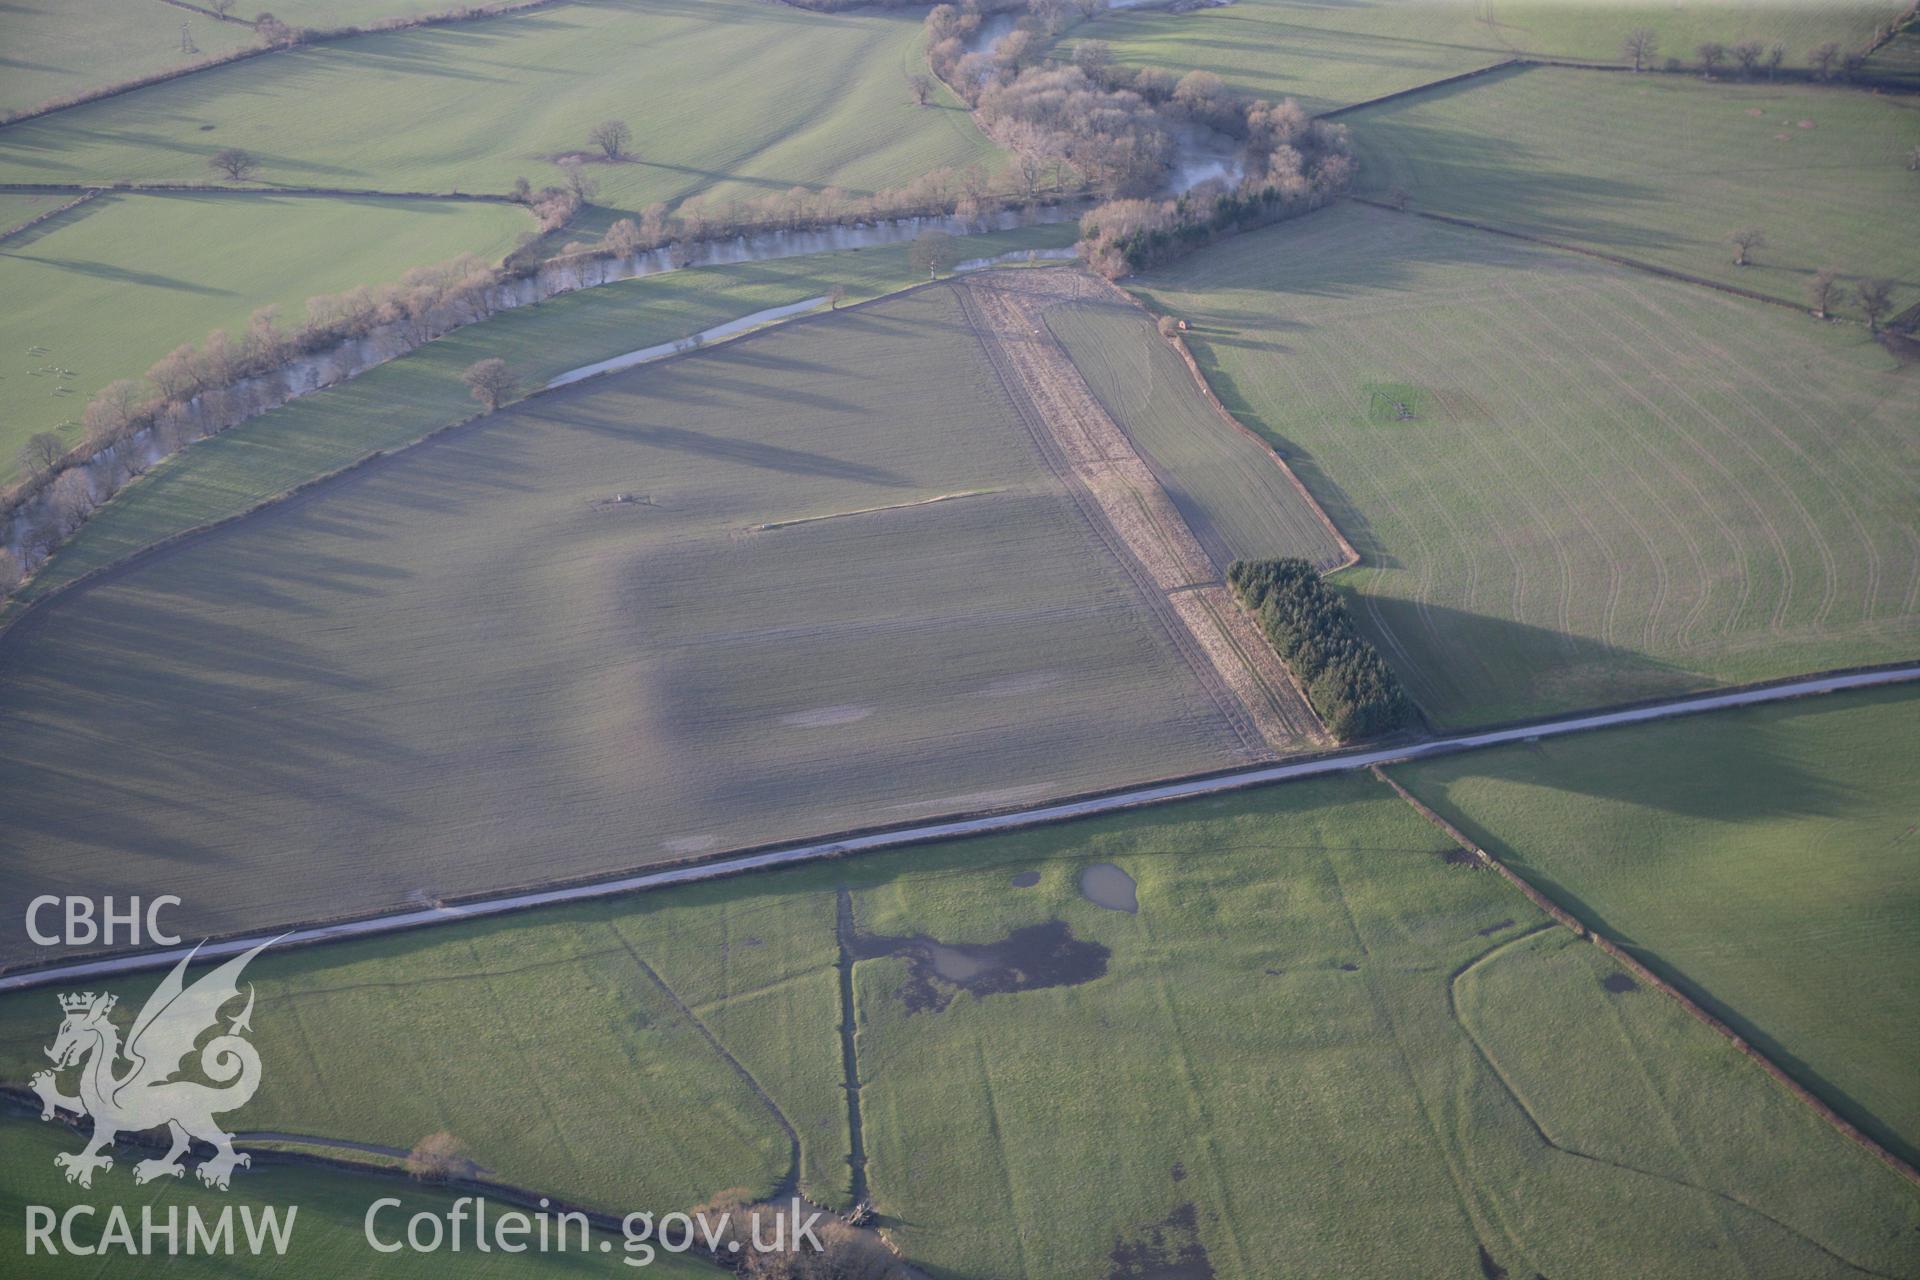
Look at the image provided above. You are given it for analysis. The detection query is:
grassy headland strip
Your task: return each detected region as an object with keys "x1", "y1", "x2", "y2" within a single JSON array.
[
  {"x1": 1129, "y1": 293, "x2": 1359, "y2": 572},
  {"x1": 957, "y1": 270, "x2": 1324, "y2": 753},
  {"x1": 1372, "y1": 766, "x2": 1920, "y2": 1192}
]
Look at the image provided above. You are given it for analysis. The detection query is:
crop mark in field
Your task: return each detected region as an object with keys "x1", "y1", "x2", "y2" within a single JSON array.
[
  {"x1": 752, "y1": 488, "x2": 1001, "y2": 531},
  {"x1": 1446, "y1": 930, "x2": 1902, "y2": 1277},
  {"x1": 609, "y1": 926, "x2": 803, "y2": 1200},
  {"x1": 957, "y1": 270, "x2": 1326, "y2": 756}
]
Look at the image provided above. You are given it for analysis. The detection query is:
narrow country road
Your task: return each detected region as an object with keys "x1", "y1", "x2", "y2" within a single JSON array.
[{"x1": 4, "y1": 663, "x2": 1915, "y2": 994}]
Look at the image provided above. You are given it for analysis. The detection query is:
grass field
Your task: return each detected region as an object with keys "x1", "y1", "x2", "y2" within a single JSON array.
[
  {"x1": 0, "y1": 881, "x2": 850, "y2": 1220},
  {"x1": 852, "y1": 778, "x2": 1920, "y2": 1277},
  {"x1": 0, "y1": 0, "x2": 258, "y2": 117},
  {"x1": 1346, "y1": 64, "x2": 1920, "y2": 310},
  {"x1": 0, "y1": 191, "x2": 529, "y2": 481},
  {"x1": 9, "y1": 777, "x2": 1914, "y2": 1276},
  {"x1": 1394, "y1": 682, "x2": 1920, "y2": 1167},
  {"x1": 10, "y1": 223, "x2": 1077, "y2": 604},
  {"x1": 0, "y1": 192, "x2": 67, "y2": 231},
  {"x1": 0, "y1": 280, "x2": 1257, "y2": 962},
  {"x1": 0, "y1": 0, "x2": 1000, "y2": 211},
  {"x1": 1044, "y1": 296, "x2": 1348, "y2": 571},
  {"x1": 1062, "y1": 0, "x2": 1907, "y2": 112},
  {"x1": 1133, "y1": 203, "x2": 1920, "y2": 727},
  {"x1": 0, "y1": 1119, "x2": 719, "y2": 1276}
]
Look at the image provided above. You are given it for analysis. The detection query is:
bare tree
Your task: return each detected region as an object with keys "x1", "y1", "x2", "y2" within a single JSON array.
[
  {"x1": 209, "y1": 0, "x2": 236, "y2": 16},
  {"x1": 1764, "y1": 43, "x2": 1785, "y2": 79},
  {"x1": 18, "y1": 431, "x2": 66, "y2": 478},
  {"x1": 209, "y1": 147, "x2": 259, "y2": 181},
  {"x1": 1728, "y1": 227, "x2": 1765, "y2": 267},
  {"x1": 49, "y1": 469, "x2": 97, "y2": 534},
  {"x1": 602, "y1": 217, "x2": 645, "y2": 257},
  {"x1": 1856, "y1": 277, "x2": 1895, "y2": 331},
  {"x1": 1030, "y1": 0, "x2": 1070, "y2": 36},
  {"x1": 558, "y1": 157, "x2": 597, "y2": 204},
  {"x1": 908, "y1": 229, "x2": 954, "y2": 279},
  {"x1": 1696, "y1": 41, "x2": 1726, "y2": 76},
  {"x1": 461, "y1": 358, "x2": 517, "y2": 411},
  {"x1": 828, "y1": 284, "x2": 847, "y2": 310},
  {"x1": 1809, "y1": 41, "x2": 1841, "y2": 79},
  {"x1": 404, "y1": 1133, "x2": 477, "y2": 1183},
  {"x1": 1072, "y1": 0, "x2": 1102, "y2": 17},
  {"x1": 1387, "y1": 186, "x2": 1412, "y2": 211},
  {"x1": 908, "y1": 73, "x2": 934, "y2": 107},
  {"x1": 587, "y1": 119, "x2": 631, "y2": 161},
  {"x1": 1622, "y1": 28, "x2": 1658, "y2": 72},
  {"x1": 0, "y1": 548, "x2": 23, "y2": 599},
  {"x1": 1808, "y1": 267, "x2": 1843, "y2": 318},
  {"x1": 1731, "y1": 39, "x2": 1763, "y2": 76},
  {"x1": 1073, "y1": 38, "x2": 1112, "y2": 79},
  {"x1": 1841, "y1": 51, "x2": 1866, "y2": 81}
]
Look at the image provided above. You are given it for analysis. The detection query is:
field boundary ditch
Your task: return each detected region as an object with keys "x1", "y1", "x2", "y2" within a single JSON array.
[
  {"x1": 0, "y1": 1088, "x2": 800, "y2": 1267},
  {"x1": 0, "y1": 0, "x2": 570, "y2": 129},
  {"x1": 1122, "y1": 293, "x2": 1360, "y2": 574},
  {"x1": 1345, "y1": 196, "x2": 1873, "y2": 322},
  {"x1": 0, "y1": 181, "x2": 526, "y2": 203},
  {"x1": 0, "y1": 190, "x2": 99, "y2": 245},
  {"x1": 1318, "y1": 55, "x2": 1920, "y2": 123},
  {"x1": 1373, "y1": 767, "x2": 1920, "y2": 1192}
]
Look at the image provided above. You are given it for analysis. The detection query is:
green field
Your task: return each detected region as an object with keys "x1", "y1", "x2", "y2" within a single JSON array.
[
  {"x1": 0, "y1": 0, "x2": 258, "y2": 117},
  {"x1": 1045, "y1": 297, "x2": 1348, "y2": 571},
  {"x1": 0, "y1": 191, "x2": 530, "y2": 481},
  {"x1": 0, "y1": 1120, "x2": 718, "y2": 1276},
  {"x1": 0, "y1": 879, "x2": 851, "y2": 1219},
  {"x1": 7, "y1": 777, "x2": 1915, "y2": 1277},
  {"x1": 0, "y1": 0, "x2": 999, "y2": 211},
  {"x1": 1346, "y1": 64, "x2": 1920, "y2": 310},
  {"x1": 1064, "y1": 0, "x2": 1907, "y2": 112},
  {"x1": 0, "y1": 280, "x2": 1260, "y2": 962},
  {"x1": 1395, "y1": 682, "x2": 1920, "y2": 1167},
  {"x1": 0, "y1": 192, "x2": 68, "y2": 231},
  {"x1": 1133, "y1": 203, "x2": 1920, "y2": 727},
  {"x1": 11, "y1": 223, "x2": 1077, "y2": 604}
]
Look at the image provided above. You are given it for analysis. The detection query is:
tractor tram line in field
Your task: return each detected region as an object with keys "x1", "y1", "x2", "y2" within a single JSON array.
[
  {"x1": 6, "y1": 661, "x2": 1916, "y2": 997},
  {"x1": 957, "y1": 270, "x2": 1326, "y2": 756}
]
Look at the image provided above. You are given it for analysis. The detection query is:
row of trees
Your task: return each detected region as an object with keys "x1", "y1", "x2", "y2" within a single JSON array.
[
  {"x1": 1725, "y1": 230, "x2": 1903, "y2": 327},
  {"x1": 1623, "y1": 28, "x2": 1885, "y2": 81},
  {"x1": 1227, "y1": 558, "x2": 1412, "y2": 742},
  {"x1": 4, "y1": 253, "x2": 507, "y2": 573}
]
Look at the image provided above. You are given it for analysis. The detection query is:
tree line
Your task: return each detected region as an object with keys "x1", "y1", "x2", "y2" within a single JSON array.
[
  {"x1": 1620, "y1": 26, "x2": 1898, "y2": 81},
  {"x1": 1227, "y1": 558, "x2": 1412, "y2": 742}
]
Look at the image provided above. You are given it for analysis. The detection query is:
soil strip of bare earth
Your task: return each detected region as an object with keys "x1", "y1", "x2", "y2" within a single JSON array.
[{"x1": 956, "y1": 270, "x2": 1326, "y2": 755}]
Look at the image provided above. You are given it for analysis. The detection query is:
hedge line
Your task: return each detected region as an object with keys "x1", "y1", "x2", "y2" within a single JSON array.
[{"x1": 1228, "y1": 557, "x2": 1411, "y2": 741}]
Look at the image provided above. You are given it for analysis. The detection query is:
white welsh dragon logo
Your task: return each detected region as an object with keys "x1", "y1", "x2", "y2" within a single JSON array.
[{"x1": 30, "y1": 941, "x2": 273, "y2": 1191}]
